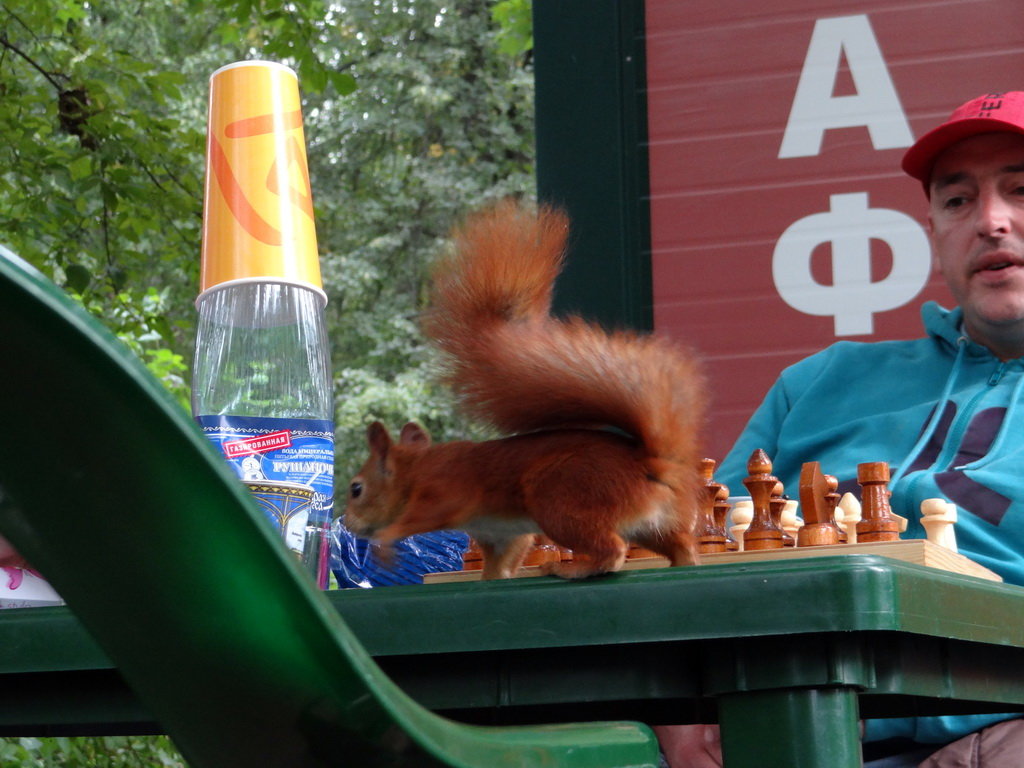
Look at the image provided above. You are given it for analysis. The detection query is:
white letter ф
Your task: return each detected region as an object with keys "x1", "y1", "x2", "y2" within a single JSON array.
[{"x1": 772, "y1": 193, "x2": 930, "y2": 336}]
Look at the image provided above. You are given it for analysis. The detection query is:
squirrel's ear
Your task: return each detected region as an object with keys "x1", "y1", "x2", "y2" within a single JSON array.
[
  {"x1": 367, "y1": 421, "x2": 393, "y2": 460},
  {"x1": 399, "y1": 421, "x2": 432, "y2": 447}
]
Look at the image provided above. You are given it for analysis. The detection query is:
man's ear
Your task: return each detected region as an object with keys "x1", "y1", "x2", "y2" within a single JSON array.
[
  {"x1": 925, "y1": 212, "x2": 941, "y2": 271},
  {"x1": 398, "y1": 421, "x2": 432, "y2": 447}
]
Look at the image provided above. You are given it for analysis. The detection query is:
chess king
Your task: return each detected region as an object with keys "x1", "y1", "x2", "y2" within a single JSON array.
[{"x1": 658, "y1": 92, "x2": 1024, "y2": 767}]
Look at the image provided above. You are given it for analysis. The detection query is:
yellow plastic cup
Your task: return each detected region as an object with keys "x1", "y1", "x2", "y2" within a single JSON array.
[{"x1": 200, "y1": 61, "x2": 325, "y2": 304}]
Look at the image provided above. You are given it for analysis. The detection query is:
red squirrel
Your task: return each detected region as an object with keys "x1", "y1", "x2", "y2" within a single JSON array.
[{"x1": 343, "y1": 201, "x2": 707, "y2": 579}]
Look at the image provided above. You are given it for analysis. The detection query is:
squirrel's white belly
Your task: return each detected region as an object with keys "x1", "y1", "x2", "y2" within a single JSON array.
[
  {"x1": 622, "y1": 498, "x2": 679, "y2": 538},
  {"x1": 462, "y1": 515, "x2": 542, "y2": 544}
]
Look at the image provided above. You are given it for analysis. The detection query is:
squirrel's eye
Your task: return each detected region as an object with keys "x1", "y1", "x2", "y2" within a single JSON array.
[{"x1": 349, "y1": 481, "x2": 363, "y2": 499}]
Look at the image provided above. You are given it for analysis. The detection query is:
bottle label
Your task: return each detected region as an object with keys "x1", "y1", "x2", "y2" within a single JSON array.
[
  {"x1": 195, "y1": 415, "x2": 334, "y2": 564},
  {"x1": 243, "y1": 479, "x2": 315, "y2": 556}
]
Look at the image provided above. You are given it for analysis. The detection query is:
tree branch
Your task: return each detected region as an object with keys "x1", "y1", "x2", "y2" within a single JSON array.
[{"x1": 0, "y1": 33, "x2": 65, "y2": 92}]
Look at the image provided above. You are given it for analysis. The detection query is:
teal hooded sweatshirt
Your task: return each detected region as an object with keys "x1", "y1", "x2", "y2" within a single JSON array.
[{"x1": 717, "y1": 301, "x2": 1024, "y2": 745}]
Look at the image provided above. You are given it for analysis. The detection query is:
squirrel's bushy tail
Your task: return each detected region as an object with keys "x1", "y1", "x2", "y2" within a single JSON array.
[{"x1": 423, "y1": 200, "x2": 706, "y2": 465}]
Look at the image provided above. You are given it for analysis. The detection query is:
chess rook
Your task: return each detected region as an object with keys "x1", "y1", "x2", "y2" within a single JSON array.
[{"x1": 855, "y1": 462, "x2": 901, "y2": 542}]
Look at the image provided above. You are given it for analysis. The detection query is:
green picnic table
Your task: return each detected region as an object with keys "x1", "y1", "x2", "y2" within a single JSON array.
[
  {"x1": 2, "y1": 244, "x2": 1024, "y2": 768},
  {"x1": 3, "y1": 555, "x2": 1024, "y2": 767}
]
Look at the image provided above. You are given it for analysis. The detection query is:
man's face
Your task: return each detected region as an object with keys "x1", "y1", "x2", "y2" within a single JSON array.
[{"x1": 928, "y1": 132, "x2": 1024, "y2": 355}]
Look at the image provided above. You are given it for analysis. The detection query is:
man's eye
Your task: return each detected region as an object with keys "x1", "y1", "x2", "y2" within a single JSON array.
[{"x1": 943, "y1": 195, "x2": 967, "y2": 210}]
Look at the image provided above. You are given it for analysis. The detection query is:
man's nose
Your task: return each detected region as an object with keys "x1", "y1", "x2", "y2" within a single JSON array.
[{"x1": 975, "y1": 191, "x2": 1013, "y2": 237}]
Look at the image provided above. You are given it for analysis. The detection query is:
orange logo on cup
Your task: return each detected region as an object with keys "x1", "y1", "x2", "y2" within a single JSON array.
[{"x1": 200, "y1": 61, "x2": 324, "y2": 303}]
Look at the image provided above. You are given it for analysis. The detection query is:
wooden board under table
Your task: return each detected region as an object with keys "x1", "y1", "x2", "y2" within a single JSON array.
[{"x1": 423, "y1": 539, "x2": 1002, "y2": 584}]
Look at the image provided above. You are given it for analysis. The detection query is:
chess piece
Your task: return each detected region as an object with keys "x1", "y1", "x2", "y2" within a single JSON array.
[
  {"x1": 626, "y1": 545, "x2": 660, "y2": 559},
  {"x1": 837, "y1": 492, "x2": 861, "y2": 544},
  {"x1": 769, "y1": 484, "x2": 796, "y2": 547},
  {"x1": 855, "y1": 462, "x2": 901, "y2": 542},
  {"x1": 730, "y1": 500, "x2": 753, "y2": 552},
  {"x1": 715, "y1": 485, "x2": 739, "y2": 551},
  {"x1": 742, "y1": 449, "x2": 785, "y2": 550},
  {"x1": 824, "y1": 475, "x2": 845, "y2": 542},
  {"x1": 921, "y1": 499, "x2": 958, "y2": 552},
  {"x1": 462, "y1": 539, "x2": 484, "y2": 570},
  {"x1": 524, "y1": 535, "x2": 563, "y2": 567},
  {"x1": 796, "y1": 461, "x2": 840, "y2": 547},
  {"x1": 781, "y1": 498, "x2": 802, "y2": 543},
  {"x1": 697, "y1": 458, "x2": 729, "y2": 553}
]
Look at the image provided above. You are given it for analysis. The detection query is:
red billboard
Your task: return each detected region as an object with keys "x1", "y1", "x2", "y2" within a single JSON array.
[{"x1": 645, "y1": 0, "x2": 1024, "y2": 461}]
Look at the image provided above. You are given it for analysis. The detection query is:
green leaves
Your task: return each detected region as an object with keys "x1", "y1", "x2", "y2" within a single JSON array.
[
  {"x1": 63, "y1": 263, "x2": 92, "y2": 293},
  {"x1": 0, "y1": 0, "x2": 536, "y2": 498},
  {"x1": 492, "y1": 0, "x2": 533, "y2": 58},
  {"x1": 1, "y1": 0, "x2": 203, "y2": 350},
  {"x1": 0, "y1": 735, "x2": 188, "y2": 767},
  {"x1": 299, "y1": 0, "x2": 536, "y2": 479},
  {"x1": 67, "y1": 154, "x2": 93, "y2": 181}
]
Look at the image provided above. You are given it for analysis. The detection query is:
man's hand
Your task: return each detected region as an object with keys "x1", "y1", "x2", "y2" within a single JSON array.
[{"x1": 654, "y1": 724, "x2": 723, "y2": 768}]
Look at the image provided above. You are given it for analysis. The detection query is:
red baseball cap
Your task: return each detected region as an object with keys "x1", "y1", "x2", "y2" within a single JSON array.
[{"x1": 902, "y1": 91, "x2": 1024, "y2": 183}]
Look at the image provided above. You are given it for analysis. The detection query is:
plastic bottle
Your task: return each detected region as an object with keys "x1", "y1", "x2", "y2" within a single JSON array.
[
  {"x1": 192, "y1": 281, "x2": 334, "y2": 587},
  {"x1": 191, "y1": 61, "x2": 334, "y2": 588}
]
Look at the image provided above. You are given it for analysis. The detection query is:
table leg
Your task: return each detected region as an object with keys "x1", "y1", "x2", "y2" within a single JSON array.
[{"x1": 718, "y1": 686, "x2": 861, "y2": 768}]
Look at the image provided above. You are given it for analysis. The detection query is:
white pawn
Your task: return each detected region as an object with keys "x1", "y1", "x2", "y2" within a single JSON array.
[
  {"x1": 730, "y1": 500, "x2": 753, "y2": 552},
  {"x1": 921, "y1": 499, "x2": 958, "y2": 552},
  {"x1": 781, "y1": 498, "x2": 803, "y2": 540},
  {"x1": 838, "y1": 492, "x2": 862, "y2": 544}
]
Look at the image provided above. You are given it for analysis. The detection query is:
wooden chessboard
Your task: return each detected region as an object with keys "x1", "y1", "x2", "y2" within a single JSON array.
[{"x1": 422, "y1": 538, "x2": 1002, "y2": 584}]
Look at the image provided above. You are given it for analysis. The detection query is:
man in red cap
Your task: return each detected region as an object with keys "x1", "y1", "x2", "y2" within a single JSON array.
[
  {"x1": 658, "y1": 92, "x2": 1024, "y2": 767},
  {"x1": 903, "y1": 92, "x2": 1024, "y2": 364}
]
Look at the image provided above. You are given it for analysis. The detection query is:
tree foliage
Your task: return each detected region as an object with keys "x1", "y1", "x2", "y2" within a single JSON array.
[
  {"x1": 1, "y1": 0, "x2": 205, "y2": 405},
  {"x1": 308, "y1": 1, "x2": 535, "y2": 471},
  {"x1": 0, "y1": 0, "x2": 534, "y2": 471},
  {"x1": 0, "y1": 735, "x2": 187, "y2": 767}
]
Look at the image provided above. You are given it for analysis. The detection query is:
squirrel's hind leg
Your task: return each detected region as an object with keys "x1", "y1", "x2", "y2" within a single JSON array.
[
  {"x1": 630, "y1": 528, "x2": 700, "y2": 567},
  {"x1": 538, "y1": 530, "x2": 628, "y2": 579}
]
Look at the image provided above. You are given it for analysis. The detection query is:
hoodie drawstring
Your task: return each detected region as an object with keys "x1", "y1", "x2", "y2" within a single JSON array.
[{"x1": 889, "y1": 336, "x2": 968, "y2": 490}]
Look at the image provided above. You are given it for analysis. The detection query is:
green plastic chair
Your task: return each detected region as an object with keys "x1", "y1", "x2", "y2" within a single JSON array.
[{"x1": 0, "y1": 245, "x2": 659, "y2": 768}]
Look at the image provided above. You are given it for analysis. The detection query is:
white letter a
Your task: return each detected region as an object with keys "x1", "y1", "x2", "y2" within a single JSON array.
[{"x1": 779, "y1": 14, "x2": 912, "y2": 159}]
